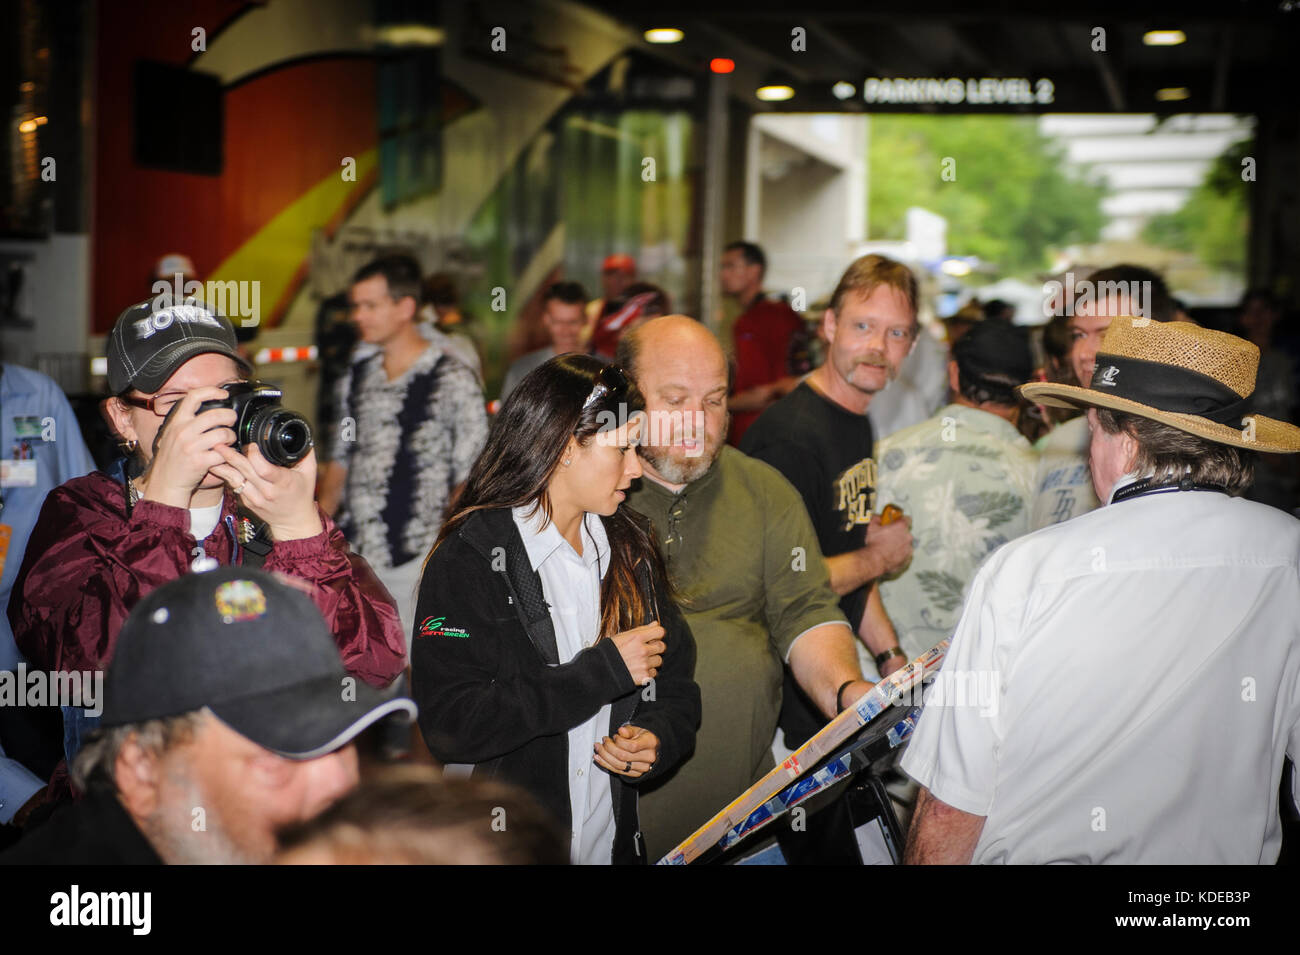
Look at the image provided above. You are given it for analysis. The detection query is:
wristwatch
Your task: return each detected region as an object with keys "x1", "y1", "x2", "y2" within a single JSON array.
[{"x1": 875, "y1": 646, "x2": 906, "y2": 668}]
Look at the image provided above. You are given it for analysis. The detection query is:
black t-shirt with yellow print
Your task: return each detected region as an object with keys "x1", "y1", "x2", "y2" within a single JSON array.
[
  {"x1": 741, "y1": 381, "x2": 877, "y2": 629},
  {"x1": 740, "y1": 380, "x2": 876, "y2": 748}
]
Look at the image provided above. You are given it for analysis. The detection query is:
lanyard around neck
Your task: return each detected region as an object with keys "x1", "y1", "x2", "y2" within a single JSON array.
[{"x1": 1110, "y1": 475, "x2": 1228, "y2": 504}]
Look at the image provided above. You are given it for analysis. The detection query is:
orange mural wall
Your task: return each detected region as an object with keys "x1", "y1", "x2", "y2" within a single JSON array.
[{"x1": 93, "y1": 0, "x2": 378, "y2": 333}]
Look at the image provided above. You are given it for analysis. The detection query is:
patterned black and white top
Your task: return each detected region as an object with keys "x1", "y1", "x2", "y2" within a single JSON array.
[{"x1": 332, "y1": 345, "x2": 488, "y2": 570}]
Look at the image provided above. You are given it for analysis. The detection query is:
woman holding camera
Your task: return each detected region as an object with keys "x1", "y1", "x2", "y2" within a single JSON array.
[
  {"x1": 412, "y1": 356, "x2": 700, "y2": 865},
  {"x1": 9, "y1": 299, "x2": 406, "y2": 775}
]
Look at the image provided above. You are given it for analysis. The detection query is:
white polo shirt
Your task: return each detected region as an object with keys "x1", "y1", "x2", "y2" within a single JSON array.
[
  {"x1": 511, "y1": 506, "x2": 616, "y2": 865},
  {"x1": 901, "y1": 487, "x2": 1300, "y2": 864}
]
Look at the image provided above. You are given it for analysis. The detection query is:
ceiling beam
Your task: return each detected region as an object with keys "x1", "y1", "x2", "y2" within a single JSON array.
[
  {"x1": 803, "y1": 20, "x2": 869, "y2": 73},
  {"x1": 1211, "y1": 25, "x2": 1233, "y2": 113},
  {"x1": 1082, "y1": 21, "x2": 1127, "y2": 111},
  {"x1": 594, "y1": 2, "x2": 1285, "y2": 25},
  {"x1": 939, "y1": 22, "x2": 997, "y2": 75}
]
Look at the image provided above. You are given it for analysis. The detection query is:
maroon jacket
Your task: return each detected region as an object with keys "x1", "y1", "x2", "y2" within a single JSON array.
[{"x1": 9, "y1": 468, "x2": 407, "y2": 688}]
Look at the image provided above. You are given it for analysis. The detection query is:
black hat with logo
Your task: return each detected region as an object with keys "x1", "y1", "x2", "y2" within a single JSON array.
[
  {"x1": 101, "y1": 567, "x2": 415, "y2": 759},
  {"x1": 106, "y1": 298, "x2": 251, "y2": 395}
]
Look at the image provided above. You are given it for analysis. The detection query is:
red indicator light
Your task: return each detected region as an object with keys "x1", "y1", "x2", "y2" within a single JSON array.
[{"x1": 710, "y1": 58, "x2": 735, "y2": 74}]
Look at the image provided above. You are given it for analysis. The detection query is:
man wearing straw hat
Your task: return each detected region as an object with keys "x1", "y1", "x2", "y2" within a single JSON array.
[{"x1": 901, "y1": 318, "x2": 1300, "y2": 864}]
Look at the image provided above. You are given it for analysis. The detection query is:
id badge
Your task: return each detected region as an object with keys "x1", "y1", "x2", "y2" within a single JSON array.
[
  {"x1": 0, "y1": 460, "x2": 37, "y2": 487},
  {"x1": 13, "y1": 416, "x2": 43, "y2": 439}
]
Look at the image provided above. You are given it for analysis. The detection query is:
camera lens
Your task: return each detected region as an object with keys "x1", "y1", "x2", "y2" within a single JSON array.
[
  {"x1": 248, "y1": 407, "x2": 314, "y2": 467},
  {"x1": 274, "y1": 418, "x2": 312, "y2": 462}
]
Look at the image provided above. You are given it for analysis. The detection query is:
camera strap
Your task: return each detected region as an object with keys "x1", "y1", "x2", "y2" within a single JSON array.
[
  {"x1": 239, "y1": 521, "x2": 274, "y2": 570},
  {"x1": 113, "y1": 454, "x2": 145, "y2": 517}
]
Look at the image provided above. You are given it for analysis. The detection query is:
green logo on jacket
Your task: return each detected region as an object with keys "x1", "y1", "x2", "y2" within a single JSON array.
[{"x1": 418, "y1": 615, "x2": 470, "y2": 639}]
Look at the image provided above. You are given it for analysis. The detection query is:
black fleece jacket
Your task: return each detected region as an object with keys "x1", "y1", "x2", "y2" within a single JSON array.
[{"x1": 411, "y1": 507, "x2": 700, "y2": 864}]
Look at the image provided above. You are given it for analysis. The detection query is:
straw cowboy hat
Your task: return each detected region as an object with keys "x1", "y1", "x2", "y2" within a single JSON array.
[{"x1": 1020, "y1": 318, "x2": 1300, "y2": 453}]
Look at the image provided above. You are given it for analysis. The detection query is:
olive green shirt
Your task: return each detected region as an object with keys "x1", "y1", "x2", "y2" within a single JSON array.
[{"x1": 627, "y1": 446, "x2": 849, "y2": 858}]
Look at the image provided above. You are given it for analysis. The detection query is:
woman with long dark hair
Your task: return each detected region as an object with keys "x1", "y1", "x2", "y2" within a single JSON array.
[{"x1": 411, "y1": 355, "x2": 700, "y2": 865}]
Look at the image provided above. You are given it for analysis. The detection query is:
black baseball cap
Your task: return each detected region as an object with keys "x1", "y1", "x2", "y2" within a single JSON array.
[
  {"x1": 107, "y1": 298, "x2": 251, "y2": 395},
  {"x1": 951, "y1": 318, "x2": 1034, "y2": 386},
  {"x1": 101, "y1": 567, "x2": 415, "y2": 759}
]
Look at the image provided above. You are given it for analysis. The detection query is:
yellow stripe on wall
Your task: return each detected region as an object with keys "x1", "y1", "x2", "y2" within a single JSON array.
[{"x1": 206, "y1": 149, "x2": 378, "y2": 324}]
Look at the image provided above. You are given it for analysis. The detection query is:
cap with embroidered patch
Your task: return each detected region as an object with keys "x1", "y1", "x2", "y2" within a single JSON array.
[{"x1": 101, "y1": 567, "x2": 415, "y2": 759}]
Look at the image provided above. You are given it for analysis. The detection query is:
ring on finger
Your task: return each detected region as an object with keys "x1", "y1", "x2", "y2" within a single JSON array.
[
  {"x1": 232, "y1": 482, "x2": 246, "y2": 495},
  {"x1": 625, "y1": 761, "x2": 632, "y2": 773}
]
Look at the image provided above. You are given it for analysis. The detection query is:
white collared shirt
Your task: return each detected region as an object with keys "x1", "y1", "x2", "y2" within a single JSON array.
[
  {"x1": 901, "y1": 489, "x2": 1300, "y2": 863},
  {"x1": 511, "y1": 506, "x2": 616, "y2": 865},
  {"x1": 1105, "y1": 471, "x2": 1142, "y2": 503}
]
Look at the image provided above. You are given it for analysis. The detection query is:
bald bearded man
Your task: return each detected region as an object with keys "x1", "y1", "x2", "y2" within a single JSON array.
[{"x1": 616, "y1": 316, "x2": 873, "y2": 858}]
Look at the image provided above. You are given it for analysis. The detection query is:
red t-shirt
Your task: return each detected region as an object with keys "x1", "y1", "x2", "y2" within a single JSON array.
[{"x1": 729, "y1": 297, "x2": 805, "y2": 444}]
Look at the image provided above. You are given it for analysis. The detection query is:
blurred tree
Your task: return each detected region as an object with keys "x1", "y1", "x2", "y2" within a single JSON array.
[
  {"x1": 1141, "y1": 138, "x2": 1251, "y2": 273},
  {"x1": 868, "y1": 115, "x2": 1107, "y2": 277}
]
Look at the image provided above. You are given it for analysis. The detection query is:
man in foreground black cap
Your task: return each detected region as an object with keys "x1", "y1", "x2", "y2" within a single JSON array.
[{"x1": 1, "y1": 568, "x2": 416, "y2": 864}]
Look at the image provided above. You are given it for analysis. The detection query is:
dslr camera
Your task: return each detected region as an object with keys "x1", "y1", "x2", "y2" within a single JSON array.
[{"x1": 196, "y1": 381, "x2": 313, "y2": 467}]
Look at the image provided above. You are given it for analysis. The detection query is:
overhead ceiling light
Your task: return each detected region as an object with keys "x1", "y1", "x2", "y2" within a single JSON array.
[
  {"x1": 1143, "y1": 29, "x2": 1186, "y2": 46},
  {"x1": 832, "y1": 81, "x2": 857, "y2": 100},
  {"x1": 710, "y1": 58, "x2": 735, "y2": 74},
  {"x1": 756, "y1": 70, "x2": 796, "y2": 102},
  {"x1": 756, "y1": 84, "x2": 795, "y2": 101},
  {"x1": 372, "y1": 24, "x2": 446, "y2": 46},
  {"x1": 644, "y1": 28, "x2": 684, "y2": 44},
  {"x1": 1155, "y1": 86, "x2": 1190, "y2": 101}
]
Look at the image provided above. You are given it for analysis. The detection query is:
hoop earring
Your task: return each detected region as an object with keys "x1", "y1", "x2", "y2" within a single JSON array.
[{"x1": 121, "y1": 438, "x2": 139, "y2": 454}]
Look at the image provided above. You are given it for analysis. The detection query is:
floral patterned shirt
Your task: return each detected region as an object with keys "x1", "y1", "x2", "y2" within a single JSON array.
[{"x1": 873, "y1": 403, "x2": 1037, "y2": 663}]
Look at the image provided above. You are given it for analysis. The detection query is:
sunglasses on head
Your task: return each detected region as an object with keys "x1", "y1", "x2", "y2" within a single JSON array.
[{"x1": 581, "y1": 364, "x2": 629, "y2": 411}]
